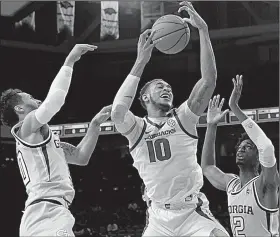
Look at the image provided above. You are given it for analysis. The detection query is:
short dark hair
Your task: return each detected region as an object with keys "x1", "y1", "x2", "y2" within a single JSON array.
[
  {"x1": 0, "y1": 89, "x2": 23, "y2": 127},
  {"x1": 138, "y1": 79, "x2": 162, "y2": 110},
  {"x1": 235, "y1": 132, "x2": 255, "y2": 151}
]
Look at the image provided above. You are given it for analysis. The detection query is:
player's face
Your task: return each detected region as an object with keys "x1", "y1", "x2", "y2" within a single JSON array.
[
  {"x1": 148, "y1": 80, "x2": 173, "y2": 112},
  {"x1": 17, "y1": 93, "x2": 42, "y2": 114},
  {"x1": 236, "y1": 139, "x2": 258, "y2": 167}
]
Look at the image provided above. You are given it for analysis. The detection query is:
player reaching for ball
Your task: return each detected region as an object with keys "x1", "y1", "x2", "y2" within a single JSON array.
[
  {"x1": 111, "y1": 2, "x2": 229, "y2": 236},
  {"x1": 201, "y1": 76, "x2": 279, "y2": 237},
  {"x1": 0, "y1": 44, "x2": 112, "y2": 236}
]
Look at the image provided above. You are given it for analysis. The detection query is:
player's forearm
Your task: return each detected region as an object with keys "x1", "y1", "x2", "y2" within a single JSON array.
[
  {"x1": 201, "y1": 124, "x2": 217, "y2": 171},
  {"x1": 76, "y1": 120, "x2": 100, "y2": 165},
  {"x1": 35, "y1": 63, "x2": 74, "y2": 125},
  {"x1": 48, "y1": 57, "x2": 75, "y2": 93},
  {"x1": 198, "y1": 28, "x2": 217, "y2": 84},
  {"x1": 229, "y1": 104, "x2": 248, "y2": 123},
  {"x1": 241, "y1": 118, "x2": 276, "y2": 167},
  {"x1": 130, "y1": 59, "x2": 147, "y2": 78},
  {"x1": 111, "y1": 61, "x2": 143, "y2": 123}
]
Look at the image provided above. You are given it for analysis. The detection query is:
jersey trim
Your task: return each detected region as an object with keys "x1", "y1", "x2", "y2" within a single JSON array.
[
  {"x1": 172, "y1": 110, "x2": 198, "y2": 139},
  {"x1": 41, "y1": 145, "x2": 51, "y2": 181},
  {"x1": 226, "y1": 175, "x2": 239, "y2": 193},
  {"x1": 195, "y1": 197, "x2": 214, "y2": 222},
  {"x1": 231, "y1": 176, "x2": 259, "y2": 195},
  {"x1": 122, "y1": 120, "x2": 137, "y2": 136},
  {"x1": 129, "y1": 121, "x2": 147, "y2": 152},
  {"x1": 145, "y1": 116, "x2": 165, "y2": 129},
  {"x1": 252, "y1": 181, "x2": 279, "y2": 213},
  {"x1": 11, "y1": 123, "x2": 52, "y2": 148}
]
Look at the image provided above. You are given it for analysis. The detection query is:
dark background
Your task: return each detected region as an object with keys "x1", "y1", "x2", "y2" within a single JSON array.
[{"x1": 0, "y1": 1, "x2": 279, "y2": 236}]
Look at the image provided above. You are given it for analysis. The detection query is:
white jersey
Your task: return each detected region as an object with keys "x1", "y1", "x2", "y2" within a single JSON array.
[
  {"x1": 116, "y1": 101, "x2": 203, "y2": 204},
  {"x1": 227, "y1": 176, "x2": 279, "y2": 237},
  {"x1": 11, "y1": 122, "x2": 75, "y2": 208}
]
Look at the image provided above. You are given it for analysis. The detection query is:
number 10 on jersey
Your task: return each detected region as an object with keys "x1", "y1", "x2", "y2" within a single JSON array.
[
  {"x1": 17, "y1": 151, "x2": 30, "y2": 186},
  {"x1": 147, "y1": 138, "x2": 171, "y2": 163}
]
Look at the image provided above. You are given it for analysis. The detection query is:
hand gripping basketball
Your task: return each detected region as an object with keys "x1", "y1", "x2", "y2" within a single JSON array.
[
  {"x1": 151, "y1": 15, "x2": 190, "y2": 54},
  {"x1": 178, "y1": 1, "x2": 207, "y2": 30}
]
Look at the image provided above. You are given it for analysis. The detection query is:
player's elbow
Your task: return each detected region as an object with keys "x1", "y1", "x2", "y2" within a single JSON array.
[
  {"x1": 111, "y1": 104, "x2": 127, "y2": 124},
  {"x1": 202, "y1": 165, "x2": 215, "y2": 176}
]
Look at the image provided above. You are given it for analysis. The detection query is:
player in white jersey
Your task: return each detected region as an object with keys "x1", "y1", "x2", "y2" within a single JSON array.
[
  {"x1": 111, "y1": 2, "x2": 228, "y2": 236},
  {"x1": 0, "y1": 44, "x2": 112, "y2": 236},
  {"x1": 201, "y1": 75, "x2": 279, "y2": 237}
]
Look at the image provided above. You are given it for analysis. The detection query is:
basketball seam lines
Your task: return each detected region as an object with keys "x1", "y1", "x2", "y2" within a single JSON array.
[
  {"x1": 152, "y1": 21, "x2": 185, "y2": 29},
  {"x1": 153, "y1": 27, "x2": 189, "y2": 42},
  {"x1": 161, "y1": 31, "x2": 186, "y2": 52}
]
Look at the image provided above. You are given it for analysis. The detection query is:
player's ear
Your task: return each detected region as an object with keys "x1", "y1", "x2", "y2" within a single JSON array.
[
  {"x1": 142, "y1": 93, "x2": 149, "y2": 103},
  {"x1": 14, "y1": 105, "x2": 24, "y2": 114}
]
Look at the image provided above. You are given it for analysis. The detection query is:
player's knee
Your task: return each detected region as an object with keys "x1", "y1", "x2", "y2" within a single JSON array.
[{"x1": 210, "y1": 228, "x2": 229, "y2": 237}]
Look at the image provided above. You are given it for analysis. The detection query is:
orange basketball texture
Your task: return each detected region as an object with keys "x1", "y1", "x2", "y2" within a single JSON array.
[{"x1": 152, "y1": 15, "x2": 190, "y2": 54}]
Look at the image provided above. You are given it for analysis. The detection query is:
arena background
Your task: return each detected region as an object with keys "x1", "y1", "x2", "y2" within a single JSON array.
[{"x1": 0, "y1": 1, "x2": 279, "y2": 236}]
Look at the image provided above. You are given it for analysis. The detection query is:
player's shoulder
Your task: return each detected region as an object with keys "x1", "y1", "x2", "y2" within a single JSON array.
[{"x1": 226, "y1": 174, "x2": 240, "y2": 193}]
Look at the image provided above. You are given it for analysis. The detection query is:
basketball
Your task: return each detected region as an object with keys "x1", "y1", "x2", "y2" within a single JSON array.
[{"x1": 152, "y1": 15, "x2": 190, "y2": 55}]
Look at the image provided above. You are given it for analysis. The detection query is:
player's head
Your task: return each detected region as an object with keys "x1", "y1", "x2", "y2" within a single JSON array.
[
  {"x1": 0, "y1": 89, "x2": 41, "y2": 127},
  {"x1": 235, "y1": 133, "x2": 259, "y2": 170},
  {"x1": 139, "y1": 79, "x2": 173, "y2": 113}
]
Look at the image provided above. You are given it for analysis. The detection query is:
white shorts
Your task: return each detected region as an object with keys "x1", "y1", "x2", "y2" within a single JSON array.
[
  {"x1": 143, "y1": 192, "x2": 229, "y2": 236},
  {"x1": 20, "y1": 200, "x2": 75, "y2": 237}
]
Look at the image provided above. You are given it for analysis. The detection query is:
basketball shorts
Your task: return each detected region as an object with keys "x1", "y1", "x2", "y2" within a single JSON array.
[
  {"x1": 20, "y1": 199, "x2": 75, "y2": 236},
  {"x1": 143, "y1": 192, "x2": 229, "y2": 236}
]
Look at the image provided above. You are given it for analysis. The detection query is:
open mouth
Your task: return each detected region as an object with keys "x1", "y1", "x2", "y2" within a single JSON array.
[{"x1": 160, "y1": 93, "x2": 171, "y2": 100}]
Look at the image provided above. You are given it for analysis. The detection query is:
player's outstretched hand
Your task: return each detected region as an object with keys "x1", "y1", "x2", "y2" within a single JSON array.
[
  {"x1": 136, "y1": 29, "x2": 156, "y2": 64},
  {"x1": 67, "y1": 44, "x2": 97, "y2": 64},
  {"x1": 207, "y1": 95, "x2": 229, "y2": 125},
  {"x1": 178, "y1": 1, "x2": 207, "y2": 30},
  {"x1": 229, "y1": 75, "x2": 243, "y2": 108},
  {"x1": 92, "y1": 105, "x2": 112, "y2": 126}
]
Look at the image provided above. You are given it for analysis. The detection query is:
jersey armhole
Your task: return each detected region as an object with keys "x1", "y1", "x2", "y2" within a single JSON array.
[
  {"x1": 11, "y1": 124, "x2": 52, "y2": 148},
  {"x1": 129, "y1": 121, "x2": 147, "y2": 152},
  {"x1": 172, "y1": 109, "x2": 199, "y2": 139},
  {"x1": 226, "y1": 175, "x2": 239, "y2": 193}
]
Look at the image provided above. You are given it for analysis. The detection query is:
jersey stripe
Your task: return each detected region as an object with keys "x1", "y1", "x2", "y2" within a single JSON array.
[
  {"x1": 172, "y1": 110, "x2": 198, "y2": 139},
  {"x1": 34, "y1": 148, "x2": 49, "y2": 182},
  {"x1": 266, "y1": 211, "x2": 272, "y2": 236},
  {"x1": 129, "y1": 121, "x2": 147, "y2": 152},
  {"x1": 252, "y1": 181, "x2": 279, "y2": 213},
  {"x1": 226, "y1": 176, "x2": 238, "y2": 193},
  {"x1": 145, "y1": 116, "x2": 165, "y2": 129},
  {"x1": 231, "y1": 176, "x2": 259, "y2": 195},
  {"x1": 41, "y1": 145, "x2": 51, "y2": 181},
  {"x1": 122, "y1": 120, "x2": 137, "y2": 136}
]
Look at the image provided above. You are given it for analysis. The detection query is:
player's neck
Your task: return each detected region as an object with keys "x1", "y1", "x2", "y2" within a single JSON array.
[
  {"x1": 147, "y1": 108, "x2": 168, "y2": 118},
  {"x1": 239, "y1": 169, "x2": 259, "y2": 187}
]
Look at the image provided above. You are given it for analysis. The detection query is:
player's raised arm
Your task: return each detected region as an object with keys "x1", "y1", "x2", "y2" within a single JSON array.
[
  {"x1": 178, "y1": 1, "x2": 217, "y2": 116},
  {"x1": 201, "y1": 95, "x2": 236, "y2": 191},
  {"x1": 20, "y1": 44, "x2": 97, "y2": 137},
  {"x1": 111, "y1": 30, "x2": 155, "y2": 125},
  {"x1": 229, "y1": 75, "x2": 279, "y2": 190},
  {"x1": 61, "y1": 105, "x2": 112, "y2": 166}
]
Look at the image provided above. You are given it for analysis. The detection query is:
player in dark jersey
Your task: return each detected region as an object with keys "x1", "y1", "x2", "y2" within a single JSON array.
[{"x1": 201, "y1": 75, "x2": 279, "y2": 237}]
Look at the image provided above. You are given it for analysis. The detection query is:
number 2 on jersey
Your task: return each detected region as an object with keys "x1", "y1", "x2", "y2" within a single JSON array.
[
  {"x1": 17, "y1": 151, "x2": 30, "y2": 186},
  {"x1": 147, "y1": 138, "x2": 171, "y2": 163},
  {"x1": 232, "y1": 216, "x2": 246, "y2": 237}
]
